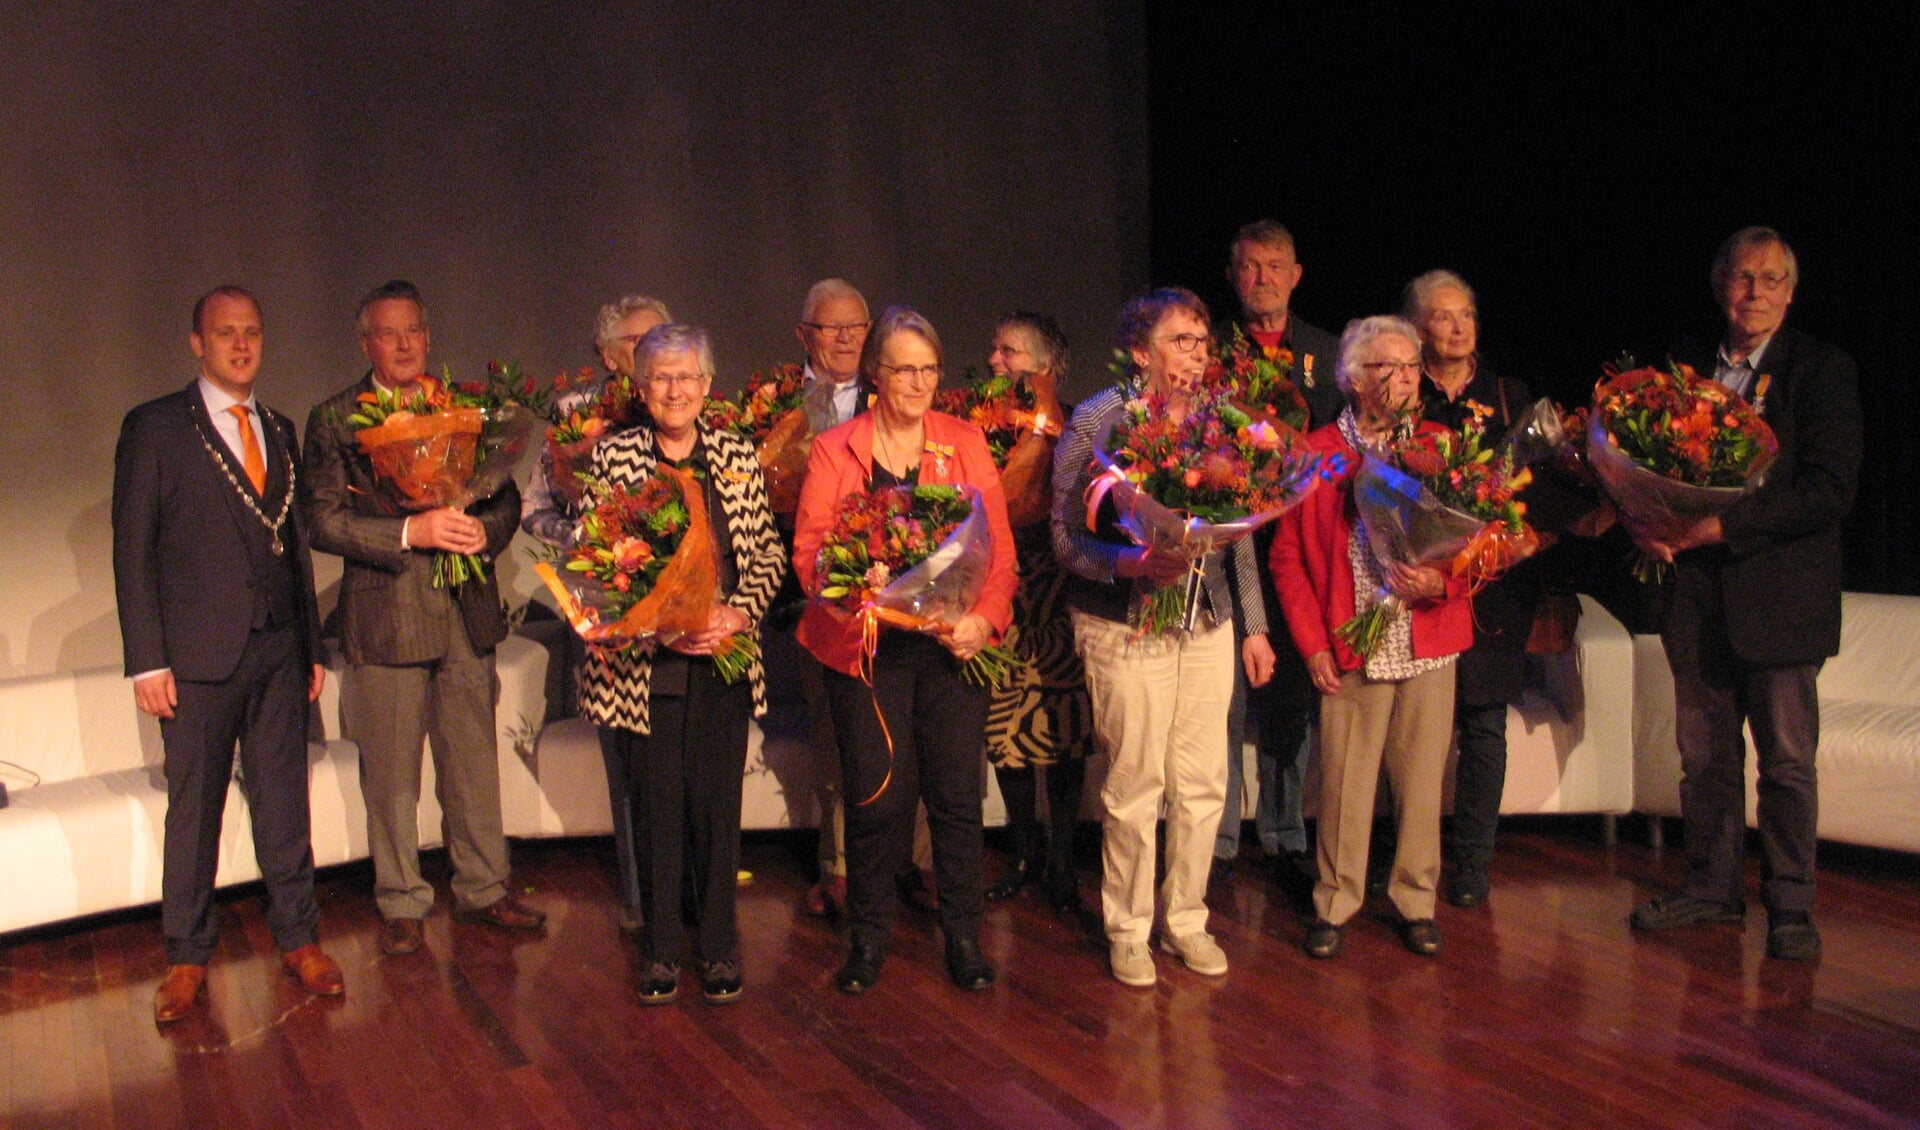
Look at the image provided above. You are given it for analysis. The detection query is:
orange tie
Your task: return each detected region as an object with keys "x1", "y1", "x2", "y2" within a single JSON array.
[{"x1": 228, "y1": 405, "x2": 266, "y2": 494}]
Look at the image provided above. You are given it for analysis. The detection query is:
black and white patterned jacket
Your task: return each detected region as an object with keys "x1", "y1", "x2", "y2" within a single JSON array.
[{"x1": 577, "y1": 422, "x2": 786, "y2": 732}]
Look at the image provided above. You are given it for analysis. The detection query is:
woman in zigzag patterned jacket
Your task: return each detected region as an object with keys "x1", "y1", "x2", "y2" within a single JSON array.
[{"x1": 577, "y1": 323, "x2": 787, "y2": 1007}]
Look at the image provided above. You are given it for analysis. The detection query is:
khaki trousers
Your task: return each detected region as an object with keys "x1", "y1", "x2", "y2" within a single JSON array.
[
  {"x1": 1314, "y1": 664, "x2": 1456, "y2": 926},
  {"x1": 343, "y1": 615, "x2": 509, "y2": 921},
  {"x1": 1074, "y1": 610, "x2": 1234, "y2": 945}
]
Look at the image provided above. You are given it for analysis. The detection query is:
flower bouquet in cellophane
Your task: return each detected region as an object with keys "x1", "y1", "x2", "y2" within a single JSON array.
[
  {"x1": 1584, "y1": 357, "x2": 1777, "y2": 581},
  {"x1": 348, "y1": 363, "x2": 542, "y2": 587},
  {"x1": 1208, "y1": 325, "x2": 1311, "y2": 433},
  {"x1": 812, "y1": 483, "x2": 1020, "y2": 688},
  {"x1": 933, "y1": 368, "x2": 1065, "y2": 526},
  {"x1": 1088, "y1": 388, "x2": 1341, "y2": 635},
  {"x1": 532, "y1": 465, "x2": 757, "y2": 683},
  {"x1": 1336, "y1": 405, "x2": 1540, "y2": 657},
  {"x1": 704, "y1": 363, "x2": 823, "y2": 515},
  {"x1": 542, "y1": 366, "x2": 648, "y2": 508}
]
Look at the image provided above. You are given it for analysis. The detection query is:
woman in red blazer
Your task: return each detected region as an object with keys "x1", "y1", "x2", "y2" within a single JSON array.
[
  {"x1": 793, "y1": 305, "x2": 1015, "y2": 995},
  {"x1": 1271, "y1": 315, "x2": 1471, "y2": 961}
]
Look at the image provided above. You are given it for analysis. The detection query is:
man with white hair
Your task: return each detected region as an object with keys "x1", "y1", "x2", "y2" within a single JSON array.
[{"x1": 1628, "y1": 227, "x2": 1861, "y2": 962}]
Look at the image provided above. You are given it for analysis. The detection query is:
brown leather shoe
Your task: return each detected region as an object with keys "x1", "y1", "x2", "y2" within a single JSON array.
[
  {"x1": 281, "y1": 944, "x2": 346, "y2": 996},
  {"x1": 379, "y1": 917, "x2": 425, "y2": 956},
  {"x1": 454, "y1": 895, "x2": 547, "y2": 931},
  {"x1": 154, "y1": 964, "x2": 206, "y2": 1024}
]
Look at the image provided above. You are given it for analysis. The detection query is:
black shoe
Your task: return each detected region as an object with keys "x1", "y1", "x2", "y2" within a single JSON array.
[
  {"x1": 1043, "y1": 869, "x2": 1080, "y2": 915},
  {"x1": 985, "y1": 860, "x2": 1032, "y2": 902},
  {"x1": 1630, "y1": 892, "x2": 1746, "y2": 931},
  {"x1": 945, "y1": 938, "x2": 996, "y2": 991},
  {"x1": 637, "y1": 961, "x2": 679, "y2": 1005},
  {"x1": 1401, "y1": 918, "x2": 1442, "y2": 956},
  {"x1": 1448, "y1": 864, "x2": 1490, "y2": 908},
  {"x1": 1766, "y1": 912, "x2": 1822, "y2": 961},
  {"x1": 836, "y1": 944, "x2": 885, "y2": 994},
  {"x1": 699, "y1": 959, "x2": 743, "y2": 1003},
  {"x1": 1365, "y1": 855, "x2": 1392, "y2": 897},
  {"x1": 1304, "y1": 920, "x2": 1343, "y2": 959}
]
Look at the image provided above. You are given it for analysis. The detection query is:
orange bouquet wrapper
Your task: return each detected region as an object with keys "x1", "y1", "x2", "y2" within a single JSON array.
[
  {"x1": 355, "y1": 408, "x2": 484, "y2": 508},
  {"x1": 534, "y1": 465, "x2": 719, "y2": 646},
  {"x1": 756, "y1": 407, "x2": 813, "y2": 515}
]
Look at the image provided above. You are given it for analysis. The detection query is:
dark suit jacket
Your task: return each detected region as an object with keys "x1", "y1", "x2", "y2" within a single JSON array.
[
  {"x1": 113, "y1": 382, "x2": 322, "y2": 681},
  {"x1": 301, "y1": 375, "x2": 519, "y2": 666},
  {"x1": 1669, "y1": 325, "x2": 1862, "y2": 666}
]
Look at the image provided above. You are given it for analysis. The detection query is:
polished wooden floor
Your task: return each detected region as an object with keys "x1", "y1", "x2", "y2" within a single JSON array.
[{"x1": 4, "y1": 821, "x2": 1918, "y2": 1129}]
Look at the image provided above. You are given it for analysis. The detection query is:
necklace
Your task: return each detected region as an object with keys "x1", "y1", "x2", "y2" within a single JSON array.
[{"x1": 195, "y1": 413, "x2": 298, "y2": 556}]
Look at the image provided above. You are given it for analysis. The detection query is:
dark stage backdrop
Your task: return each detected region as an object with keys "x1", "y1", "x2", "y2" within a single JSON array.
[
  {"x1": 1146, "y1": 6, "x2": 1917, "y2": 595},
  {"x1": 0, "y1": 3, "x2": 1149, "y2": 681}
]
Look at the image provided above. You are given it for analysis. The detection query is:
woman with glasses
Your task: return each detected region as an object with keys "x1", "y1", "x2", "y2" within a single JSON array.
[
  {"x1": 578, "y1": 323, "x2": 787, "y2": 1005},
  {"x1": 979, "y1": 312, "x2": 1093, "y2": 915},
  {"x1": 1270, "y1": 315, "x2": 1471, "y2": 960},
  {"x1": 793, "y1": 305, "x2": 1017, "y2": 994},
  {"x1": 1050, "y1": 288, "x2": 1270, "y2": 988}
]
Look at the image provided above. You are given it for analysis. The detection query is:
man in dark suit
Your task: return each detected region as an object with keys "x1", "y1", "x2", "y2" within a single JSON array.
[
  {"x1": 1629, "y1": 227, "x2": 1862, "y2": 960},
  {"x1": 112, "y1": 286, "x2": 344, "y2": 1023},
  {"x1": 1215, "y1": 219, "x2": 1343, "y2": 905},
  {"x1": 302, "y1": 280, "x2": 544, "y2": 958}
]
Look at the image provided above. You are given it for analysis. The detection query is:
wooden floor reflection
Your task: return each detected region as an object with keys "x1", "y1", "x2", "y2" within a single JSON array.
[{"x1": 4, "y1": 820, "x2": 1918, "y2": 1128}]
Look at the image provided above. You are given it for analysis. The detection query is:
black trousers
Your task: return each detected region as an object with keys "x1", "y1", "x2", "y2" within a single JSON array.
[
  {"x1": 1449, "y1": 698, "x2": 1509, "y2": 869},
  {"x1": 160, "y1": 621, "x2": 318, "y2": 965},
  {"x1": 824, "y1": 633, "x2": 989, "y2": 952},
  {"x1": 599, "y1": 662, "x2": 752, "y2": 965}
]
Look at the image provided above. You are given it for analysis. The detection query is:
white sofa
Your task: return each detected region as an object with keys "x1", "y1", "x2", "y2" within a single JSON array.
[
  {"x1": 0, "y1": 632, "x2": 549, "y2": 937},
  {"x1": 1632, "y1": 591, "x2": 1920, "y2": 854},
  {"x1": 0, "y1": 621, "x2": 1003, "y2": 938}
]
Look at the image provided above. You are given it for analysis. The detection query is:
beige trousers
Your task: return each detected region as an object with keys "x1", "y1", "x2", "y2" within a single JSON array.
[
  {"x1": 1074, "y1": 610, "x2": 1234, "y2": 945},
  {"x1": 1313, "y1": 664, "x2": 1456, "y2": 926}
]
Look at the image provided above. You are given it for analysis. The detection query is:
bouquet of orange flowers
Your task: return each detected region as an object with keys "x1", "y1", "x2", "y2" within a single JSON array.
[
  {"x1": 347, "y1": 364, "x2": 541, "y2": 587},
  {"x1": 537, "y1": 366, "x2": 648, "y2": 508},
  {"x1": 813, "y1": 483, "x2": 1019, "y2": 688},
  {"x1": 1208, "y1": 325, "x2": 1310, "y2": 433},
  {"x1": 702, "y1": 363, "x2": 827, "y2": 515},
  {"x1": 1336, "y1": 407, "x2": 1540, "y2": 657},
  {"x1": 933, "y1": 369, "x2": 1064, "y2": 526},
  {"x1": 532, "y1": 466, "x2": 756, "y2": 683},
  {"x1": 1090, "y1": 388, "x2": 1340, "y2": 635},
  {"x1": 1585, "y1": 358, "x2": 1778, "y2": 580}
]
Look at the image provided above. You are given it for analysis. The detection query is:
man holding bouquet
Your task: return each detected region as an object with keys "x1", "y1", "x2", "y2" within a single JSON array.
[
  {"x1": 303, "y1": 280, "x2": 544, "y2": 957},
  {"x1": 1627, "y1": 228, "x2": 1862, "y2": 961}
]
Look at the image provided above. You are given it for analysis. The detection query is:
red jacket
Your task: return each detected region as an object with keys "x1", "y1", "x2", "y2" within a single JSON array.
[
  {"x1": 794, "y1": 410, "x2": 1017, "y2": 676},
  {"x1": 1271, "y1": 421, "x2": 1472, "y2": 673}
]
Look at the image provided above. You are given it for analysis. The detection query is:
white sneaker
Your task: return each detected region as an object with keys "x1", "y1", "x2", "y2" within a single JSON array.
[
  {"x1": 1159, "y1": 931, "x2": 1228, "y2": 976},
  {"x1": 1110, "y1": 941, "x2": 1157, "y2": 987}
]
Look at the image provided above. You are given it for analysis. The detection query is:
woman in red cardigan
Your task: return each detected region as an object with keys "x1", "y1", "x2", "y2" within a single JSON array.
[
  {"x1": 1271, "y1": 315, "x2": 1472, "y2": 960},
  {"x1": 793, "y1": 305, "x2": 1016, "y2": 994}
]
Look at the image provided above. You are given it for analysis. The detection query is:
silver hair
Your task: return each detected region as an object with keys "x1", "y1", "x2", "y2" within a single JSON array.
[
  {"x1": 356, "y1": 279, "x2": 427, "y2": 336},
  {"x1": 1335, "y1": 315, "x2": 1423, "y2": 396},
  {"x1": 993, "y1": 310, "x2": 1070, "y2": 380},
  {"x1": 1711, "y1": 226, "x2": 1799, "y2": 291},
  {"x1": 799, "y1": 278, "x2": 870, "y2": 324},
  {"x1": 594, "y1": 294, "x2": 673, "y2": 350},
  {"x1": 1401, "y1": 269, "x2": 1476, "y2": 324},
  {"x1": 634, "y1": 323, "x2": 715, "y2": 381},
  {"x1": 859, "y1": 304, "x2": 942, "y2": 386}
]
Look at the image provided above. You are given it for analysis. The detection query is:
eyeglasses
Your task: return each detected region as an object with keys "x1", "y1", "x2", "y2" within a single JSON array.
[
  {"x1": 878, "y1": 363, "x2": 942, "y2": 383},
  {"x1": 802, "y1": 320, "x2": 871, "y2": 340},
  {"x1": 1154, "y1": 332, "x2": 1212, "y2": 354},
  {"x1": 645, "y1": 372, "x2": 709, "y2": 390},
  {"x1": 1359, "y1": 360, "x2": 1422, "y2": 378},
  {"x1": 1728, "y1": 271, "x2": 1791, "y2": 292}
]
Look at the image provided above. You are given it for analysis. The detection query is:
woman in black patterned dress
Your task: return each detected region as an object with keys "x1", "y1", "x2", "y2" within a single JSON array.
[
  {"x1": 979, "y1": 313, "x2": 1093, "y2": 912},
  {"x1": 577, "y1": 324, "x2": 786, "y2": 1006}
]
